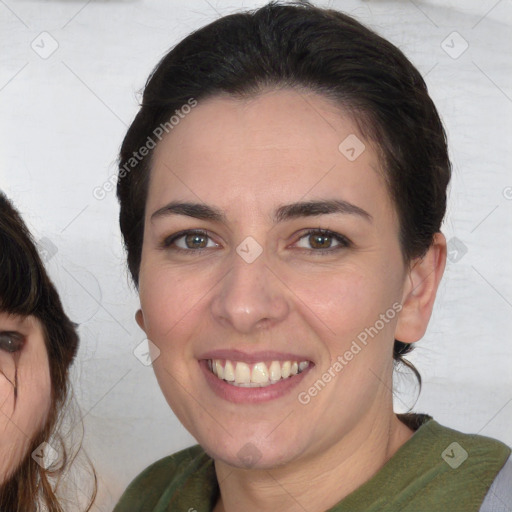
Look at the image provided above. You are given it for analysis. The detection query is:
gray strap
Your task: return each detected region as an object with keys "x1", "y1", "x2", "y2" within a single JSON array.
[{"x1": 479, "y1": 454, "x2": 512, "y2": 511}]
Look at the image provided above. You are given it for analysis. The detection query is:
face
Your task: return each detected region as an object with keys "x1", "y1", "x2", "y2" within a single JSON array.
[
  {"x1": 136, "y1": 88, "x2": 412, "y2": 469},
  {"x1": 0, "y1": 312, "x2": 52, "y2": 482}
]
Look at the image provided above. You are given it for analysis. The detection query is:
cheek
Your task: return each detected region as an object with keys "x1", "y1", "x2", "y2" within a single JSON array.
[
  {"x1": 288, "y1": 263, "x2": 403, "y2": 375},
  {"x1": 0, "y1": 358, "x2": 51, "y2": 482},
  {"x1": 24, "y1": 365, "x2": 52, "y2": 428},
  {"x1": 0, "y1": 354, "x2": 16, "y2": 405},
  {"x1": 303, "y1": 270, "x2": 366, "y2": 316},
  {"x1": 139, "y1": 262, "x2": 210, "y2": 341},
  {"x1": 10, "y1": 357, "x2": 52, "y2": 440},
  {"x1": 293, "y1": 265, "x2": 395, "y2": 331},
  {"x1": 139, "y1": 265, "x2": 205, "y2": 425}
]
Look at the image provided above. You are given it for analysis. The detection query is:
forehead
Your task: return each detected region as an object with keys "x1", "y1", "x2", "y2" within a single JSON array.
[
  {"x1": 147, "y1": 88, "x2": 394, "y2": 222},
  {"x1": 0, "y1": 312, "x2": 38, "y2": 330}
]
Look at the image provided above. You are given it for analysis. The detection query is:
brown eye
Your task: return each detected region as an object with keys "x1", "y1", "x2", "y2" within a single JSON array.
[
  {"x1": 183, "y1": 232, "x2": 209, "y2": 249},
  {"x1": 295, "y1": 229, "x2": 351, "y2": 253},
  {"x1": 162, "y1": 229, "x2": 219, "y2": 252},
  {"x1": 308, "y1": 233, "x2": 332, "y2": 249},
  {"x1": 0, "y1": 332, "x2": 25, "y2": 353}
]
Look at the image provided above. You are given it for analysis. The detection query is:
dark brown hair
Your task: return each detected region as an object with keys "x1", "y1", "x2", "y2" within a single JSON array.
[
  {"x1": 116, "y1": 1, "x2": 451, "y2": 387},
  {"x1": 0, "y1": 191, "x2": 97, "y2": 511}
]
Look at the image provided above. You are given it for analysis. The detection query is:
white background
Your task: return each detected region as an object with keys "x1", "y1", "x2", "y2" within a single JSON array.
[{"x1": 1, "y1": 0, "x2": 511, "y2": 509}]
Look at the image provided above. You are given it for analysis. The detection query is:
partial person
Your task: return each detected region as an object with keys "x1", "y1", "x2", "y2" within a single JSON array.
[
  {"x1": 0, "y1": 191, "x2": 97, "y2": 511},
  {"x1": 113, "y1": 2, "x2": 511, "y2": 510}
]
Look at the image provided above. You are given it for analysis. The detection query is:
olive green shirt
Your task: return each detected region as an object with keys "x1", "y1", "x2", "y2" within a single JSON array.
[{"x1": 113, "y1": 414, "x2": 511, "y2": 511}]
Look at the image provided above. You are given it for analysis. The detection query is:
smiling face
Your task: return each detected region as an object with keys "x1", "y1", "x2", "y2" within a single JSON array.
[
  {"x1": 0, "y1": 312, "x2": 52, "y2": 482},
  {"x1": 135, "y1": 88, "x2": 418, "y2": 469}
]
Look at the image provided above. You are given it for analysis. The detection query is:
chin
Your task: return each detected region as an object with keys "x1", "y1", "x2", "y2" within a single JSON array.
[{"x1": 199, "y1": 432, "x2": 304, "y2": 470}]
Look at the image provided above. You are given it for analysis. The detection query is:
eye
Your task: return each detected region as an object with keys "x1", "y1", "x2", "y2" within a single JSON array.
[
  {"x1": 160, "y1": 228, "x2": 350, "y2": 255},
  {"x1": 294, "y1": 229, "x2": 351, "y2": 253},
  {"x1": 161, "y1": 229, "x2": 219, "y2": 252},
  {"x1": 0, "y1": 331, "x2": 25, "y2": 353}
]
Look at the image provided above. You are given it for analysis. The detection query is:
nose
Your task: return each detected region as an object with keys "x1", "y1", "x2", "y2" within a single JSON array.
[{"x1": 210, "y1": 248, "x2": 290, "y2": 334}]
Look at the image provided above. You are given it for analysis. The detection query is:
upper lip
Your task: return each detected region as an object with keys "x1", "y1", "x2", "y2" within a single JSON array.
[{"x1": 198, "y1": 349, "x2": 313, "y2": 365}]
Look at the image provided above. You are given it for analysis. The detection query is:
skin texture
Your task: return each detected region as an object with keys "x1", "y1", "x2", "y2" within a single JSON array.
[
  {"x1": 0, "y1": 313, "x2": 52, "y2": 483},
  {"x1": 135, "y1": 88, "x2": 447, "y2": 512}
]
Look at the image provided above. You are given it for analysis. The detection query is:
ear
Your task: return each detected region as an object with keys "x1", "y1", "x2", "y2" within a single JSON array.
[
  {"x1": 395, "y1": 232, "x2": 446, "y2": 343},
  {"x1": 135, "y1": 309, "x2": 146, "y2": 333}
]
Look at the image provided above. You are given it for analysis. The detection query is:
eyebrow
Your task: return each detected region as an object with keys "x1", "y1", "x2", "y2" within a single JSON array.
[{"x1": 150, "y1": 199, "x2": 372, "y2": 224}]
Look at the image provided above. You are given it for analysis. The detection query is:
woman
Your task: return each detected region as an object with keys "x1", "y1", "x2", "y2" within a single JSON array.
[
  {"x1": 113, "y1": 2, "x2": 511, "y2": 511},
  {"x1": 0, "y1": 191, "x2": 97, "y2": 511}
]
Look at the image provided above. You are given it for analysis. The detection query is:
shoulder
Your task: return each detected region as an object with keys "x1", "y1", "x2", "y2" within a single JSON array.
[
  {"x1": 427, "y1": 419, "x2": 511, "y2": 468},
  {"x1": 400, "y1": 413, "x2": 511, "y2": 466},
  {"x1": 384, "y1": 414, "x2": 512, "y2": 510},
  {"x1": 113, "y1": 445, "x2": 214, "y2": 512},
  {"x1": 418, "y1": 416, "x2": 510, "y2": 509}
]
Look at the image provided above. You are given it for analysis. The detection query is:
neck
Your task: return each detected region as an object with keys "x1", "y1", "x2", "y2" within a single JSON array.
[{"x1": 213, "y1": 410, "x2": 414, "y2": 512}]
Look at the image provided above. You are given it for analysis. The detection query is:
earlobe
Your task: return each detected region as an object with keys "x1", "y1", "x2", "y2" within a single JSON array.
[
  {"x1": 394, "y1": 233, "x2": 447, "y2": 344},
  {"x1": 135, "y1": 309, "x2": 146, "y2": 332}
]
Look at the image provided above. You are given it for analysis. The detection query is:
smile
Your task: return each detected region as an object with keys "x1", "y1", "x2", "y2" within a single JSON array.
[{"x1": 207, "y1": 359, "x2": 310, "y2": 388}]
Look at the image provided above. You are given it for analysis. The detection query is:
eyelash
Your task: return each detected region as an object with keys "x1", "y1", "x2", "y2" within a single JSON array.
[
  {"x1": 0, "y1": 331, "x2": 25, "y2": 354},
  {"x1": 161, "y1": 228, "x2": 351, "y2": 256}
]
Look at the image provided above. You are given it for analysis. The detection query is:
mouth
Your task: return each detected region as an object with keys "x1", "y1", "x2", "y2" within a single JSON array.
[
  {"x1": 199, "y1": 351, "x2": 314, "y2": 403},
  {"x1": 207, "y1": 359, "x2": 311, "y2": 388}
]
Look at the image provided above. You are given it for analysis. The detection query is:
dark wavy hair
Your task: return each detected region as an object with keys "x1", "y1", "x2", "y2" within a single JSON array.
[
  {"x1": 116, "y1": 1, "x2": 451, "y2": 388},
  {"x1": 0, "y1": 190, "x2": 97, "y2": 511}
]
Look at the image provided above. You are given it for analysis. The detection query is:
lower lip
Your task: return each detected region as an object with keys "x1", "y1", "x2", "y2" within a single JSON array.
[{"x1": 199, "y1": 360, "x2": 312, "y2": 404}]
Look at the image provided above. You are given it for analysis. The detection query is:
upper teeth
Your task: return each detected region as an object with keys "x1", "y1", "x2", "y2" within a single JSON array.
[{"x1": 209, "y1": 359, "x2": 310, "y2": 387}]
